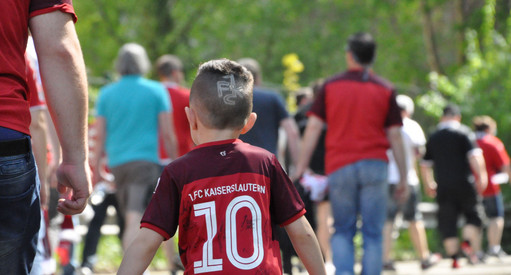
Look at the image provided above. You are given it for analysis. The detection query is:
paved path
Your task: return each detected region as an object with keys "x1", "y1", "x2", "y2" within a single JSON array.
[
  {"x1": 92, "y1": 255, "x2": 511, "y2": 275},
  {"x1": 382, "y1": 255, "x2": 511, "y2": 275}
]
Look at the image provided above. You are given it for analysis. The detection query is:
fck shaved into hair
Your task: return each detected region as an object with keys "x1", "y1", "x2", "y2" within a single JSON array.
[{"x1": 190, "y1": 59, "x2": 254, "y2": 130}]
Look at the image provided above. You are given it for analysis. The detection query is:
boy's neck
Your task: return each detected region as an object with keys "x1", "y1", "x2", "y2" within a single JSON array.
[{"x1": 194, "y1": 127, "x2": 242, "y2": 146}]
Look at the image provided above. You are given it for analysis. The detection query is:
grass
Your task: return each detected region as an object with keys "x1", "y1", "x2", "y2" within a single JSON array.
[{"x1": 58, "y1": 235, "x2": 170, "y2": 273}]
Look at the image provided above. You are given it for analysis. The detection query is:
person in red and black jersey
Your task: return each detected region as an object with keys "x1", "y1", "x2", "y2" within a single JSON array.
[
  {"x1": 118, "y1": 59, "x2": 326, "y2": 275},
  {"x1": 294, "y1": 32, "x2": 409, "y2": 275}
]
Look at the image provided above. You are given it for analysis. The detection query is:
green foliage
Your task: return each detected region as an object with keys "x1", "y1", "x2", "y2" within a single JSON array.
[
  {"x1": 418, "y1": 0, "x2": 511, "y2": 146},
  {"x1": 74, "y1": 0, "x2": 433, "y2": 91}
]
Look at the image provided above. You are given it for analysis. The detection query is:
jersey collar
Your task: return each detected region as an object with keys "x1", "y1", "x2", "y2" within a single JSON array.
[{"x1": 194, "y1": 139, "x2": 241, "y2": 150}]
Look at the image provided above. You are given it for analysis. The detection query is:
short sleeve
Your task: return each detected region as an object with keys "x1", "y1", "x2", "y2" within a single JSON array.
[
  {"x1": 494, "y1": 138, "x2": 510, "y2": 167},
  {"x1": 158, "y1": 84, "x2": 172, "y2": 113},
  {"x1": 423, "y1": 138, "x2": 433, "y2": 161},
  {"x1": 141, "y1": 168, "x2": 180, "y2": 240},
  {"x1": 308, "y1": 84, "x2": 326, "y2": 121},
  {"x1": 406, "y1": 120, "x2": 426, "y2": 147},
  {"x1": 30, "y1": 0, "x2": 77, "y2": 23},
  {"x1": 269, "y1": 156, "x2": 305, "y2": 226},
  {"x1": 463, "y1": 130, "x2": 478, "y2": 154}
]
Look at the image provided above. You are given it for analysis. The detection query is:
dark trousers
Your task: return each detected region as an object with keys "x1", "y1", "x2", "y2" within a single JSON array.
[{"x1": 81, "y1": 193, "x2": 124, "y2": 269}]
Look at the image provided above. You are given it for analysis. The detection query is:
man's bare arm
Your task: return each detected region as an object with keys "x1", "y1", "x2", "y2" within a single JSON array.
[
  {"x1": 281, "y1": 117, "x2": 300, "y2": 167},
  {"x1": 468, "y1": 152, "x2": 488, "y2": 194},
  {"x1": 44, "y1": 108, "x2": 62, "y2": 188},
  {"x1": 29, "y1": 108, "x2": 49, "y2": 208},
  {"x1": 92, "y1": 117, "x2": 106, "y2": 184},
  {"x1": 29, "y1": 10, "x2": 91, "y2": 215},
  {"x1": 159, "y1": 112, "x2": 178, "y2": 160},
  {"x1": 387, "y1": 126, "x2": 409, "y2": 203},
  {"x1": 291, "y1": 116, "x2": 323, "y2": 181},
  {"x1": 419, "y1": 162, "x2": 437, "y2": 198}
]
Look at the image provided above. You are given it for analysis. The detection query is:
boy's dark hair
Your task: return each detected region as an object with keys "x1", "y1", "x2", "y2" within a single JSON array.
[
  {"x1": 190, "y1": 59, "x2": 253, "y2": 130},
  {"x1": 346, "y1": 32, "x2": 376, "y2": 65},
  {"x1": 155, "y1": 54, "x2": 183, "y2": 77},
  {"x1": 442, "y1": 104, "x2": 461, "y2": 117}
]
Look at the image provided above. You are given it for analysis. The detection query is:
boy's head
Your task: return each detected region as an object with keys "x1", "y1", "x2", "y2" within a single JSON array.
[{"x1": 189, "y1": 59, "x2": 254, "y2": 131}]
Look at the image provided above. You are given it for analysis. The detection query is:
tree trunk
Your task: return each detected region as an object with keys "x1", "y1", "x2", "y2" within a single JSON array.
[
  {"x1": 454, "y1": 0, "x2": 466, "y2": 65},
  {"x1": 420, "y1": 0, "x2": 444, "y2": 73}
]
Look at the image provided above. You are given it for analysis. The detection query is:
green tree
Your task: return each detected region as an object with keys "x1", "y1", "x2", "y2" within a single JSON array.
[{"x1": 418, "y1": 0, "x2": 511, "y2": 147}]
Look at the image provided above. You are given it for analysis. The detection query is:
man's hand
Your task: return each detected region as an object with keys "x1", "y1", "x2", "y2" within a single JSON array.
[
  {"x1": 424, "y1": 180, "x2": 437, "y2": 198},
  {"x1": 56, "y1": 161, "x2": 92, "y2": 215},
  {"x1": 474, "y1": 178, "x2": 485, "y2": 195},
  {"x1": 393, "y1": 179, "x2": 410, "y2": 204}
]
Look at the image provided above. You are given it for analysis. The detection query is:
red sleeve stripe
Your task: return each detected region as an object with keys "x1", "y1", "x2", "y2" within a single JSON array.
[
  {"x1": 279, "y1": 208, "x2": 306, "y2": 227},
  {"x1": 30, "y1": 4, "x2": 77, "y2": 23},
  {"x1": 140, "y1": 222, "x2": 171, "y2": 240}
]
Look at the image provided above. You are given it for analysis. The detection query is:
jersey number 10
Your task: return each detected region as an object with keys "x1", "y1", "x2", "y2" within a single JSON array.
[{"x1": 193, "y1": 195, "x2": 264, "y2": 273}]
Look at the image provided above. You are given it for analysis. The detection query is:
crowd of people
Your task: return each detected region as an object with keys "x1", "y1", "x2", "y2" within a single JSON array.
[{"x1": 1, "y1": 2, "x2": 511, "y2": 275}]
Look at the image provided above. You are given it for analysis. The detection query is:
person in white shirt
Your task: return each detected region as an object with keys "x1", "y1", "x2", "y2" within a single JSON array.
[{"x1": 382, "y1": 95, "x2": 441, "y2": 271}]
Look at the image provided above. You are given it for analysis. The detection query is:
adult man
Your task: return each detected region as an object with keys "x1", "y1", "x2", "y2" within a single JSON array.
[
  {"x1": 382, "y1": 95, "x2": 440, "y2": 271},
  {"x1": 156, "y1": 54, "x2": 194, "y2": 161},
  {"x1": 294, "y1": 32, "x2": 409, "y2": 275},
  {"x1": 0, "y1": 1, "x2": 91, "y2": 274},
  {"x1": 472, "y1": 115, "x2": 510, "y2": 258},
  {"x1": 237, "y1": 58, "x2": 300, "y2": 167},
  {"x1": 420, "y1": 104, "x2": 487, "y2": 268}
]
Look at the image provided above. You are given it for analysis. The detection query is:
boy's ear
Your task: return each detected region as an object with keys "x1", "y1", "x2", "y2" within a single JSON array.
[
  {"x1": 240, "y1": 112, "x2": 257, "y2": 134},
  {"x1": 185, "y1": 106, "x2": 198, "y2": 130}
]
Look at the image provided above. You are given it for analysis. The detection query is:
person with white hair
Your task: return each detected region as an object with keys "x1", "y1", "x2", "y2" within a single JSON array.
[
  {"x1": 382, "y1": 94, "x2": 441, "y2": 271},
  {"x1": 92, "y1": 43, "x2": 178, "y2": 251}
]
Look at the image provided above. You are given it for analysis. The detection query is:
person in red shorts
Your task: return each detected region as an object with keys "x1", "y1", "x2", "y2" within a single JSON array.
[
  {"x1": 473, "y1": 115, "x2": 511, "y2": 258},
  {"x1": 118, "y1": 59, "x2": 326, "y2": 275}
]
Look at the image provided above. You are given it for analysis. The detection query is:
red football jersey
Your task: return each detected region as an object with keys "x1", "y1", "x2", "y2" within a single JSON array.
[
  {"x1": 0, "y1": 0, "x2": 75, "y2": 135},
  {"x1": 159, "y1": 83, "x2": 194, "y2": 160},
  {"x1": 308, "y1": 69, "x2": 402, "y2": 174},
  {"x1": 477, "y1": 134, "x2": 511, "y2": 196},
  {"x1": 142, "y1": 139, "x2": 305, "y2": 274}
]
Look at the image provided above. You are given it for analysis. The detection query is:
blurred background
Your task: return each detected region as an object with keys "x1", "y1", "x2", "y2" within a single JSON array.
[{"x1": 70, "y1": 0, "x2": 511, "y2": 272}]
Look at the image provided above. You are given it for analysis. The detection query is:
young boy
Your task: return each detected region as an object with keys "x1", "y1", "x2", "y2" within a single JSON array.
[{"x1": 118, "y1": 59, "x2": 325, "y2": 275}]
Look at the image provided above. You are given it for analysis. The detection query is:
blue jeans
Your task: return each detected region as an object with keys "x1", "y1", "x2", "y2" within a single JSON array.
[
  {"x1": 0, "y1": 141, "x2": 40, "y2": 274},
  {"x1": 328, "y1": 160, "x2": 387, "y2": 275}
]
